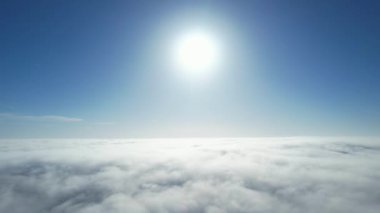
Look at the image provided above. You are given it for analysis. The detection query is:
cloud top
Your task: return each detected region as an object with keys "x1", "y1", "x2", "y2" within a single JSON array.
[{"x1": 0, "y1": 137, "x2": 379, "y2": 213}]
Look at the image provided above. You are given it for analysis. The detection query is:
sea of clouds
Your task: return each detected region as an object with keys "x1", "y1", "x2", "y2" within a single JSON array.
[{"x1": 0, "y1": 137, "x2": 379, "y2": 213}]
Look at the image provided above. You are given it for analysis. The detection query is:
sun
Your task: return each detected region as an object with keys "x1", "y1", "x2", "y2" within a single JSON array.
[{"x1": 171, "y1": 30, "x2": 222, "y2": 79}]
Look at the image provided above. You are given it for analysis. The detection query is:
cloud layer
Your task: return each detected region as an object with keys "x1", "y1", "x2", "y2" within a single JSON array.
[
  {"x1": 0, "y1": 113, "x2": 83, "y2": 122},
  {"x1": 0, "y1": 137, "x2": 379, "y2": 213}
]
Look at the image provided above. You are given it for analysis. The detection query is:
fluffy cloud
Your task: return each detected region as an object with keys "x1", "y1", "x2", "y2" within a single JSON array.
[{"x1": 0, "y1": 137, "x2": 379, "y2": 213}]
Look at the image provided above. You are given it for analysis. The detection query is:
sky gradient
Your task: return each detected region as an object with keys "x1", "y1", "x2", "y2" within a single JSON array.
[{"x1": 0, "y1": 0, "x2": 379, "y2": 138}]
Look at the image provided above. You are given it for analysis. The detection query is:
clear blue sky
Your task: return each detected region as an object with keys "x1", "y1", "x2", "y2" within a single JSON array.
[{"x1": 0, "y1": 0, "x2": 379, "y2": 138}]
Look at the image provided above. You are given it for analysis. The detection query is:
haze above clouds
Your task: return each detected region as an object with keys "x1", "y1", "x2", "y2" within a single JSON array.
[{"x1": 0, "y1": 137, "x2": 379, "y2": 213}]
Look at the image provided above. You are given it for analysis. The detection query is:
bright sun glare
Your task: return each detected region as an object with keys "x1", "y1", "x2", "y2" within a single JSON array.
[{"x1": 172, "y1": 30, "x2": 221, "y2": 79}]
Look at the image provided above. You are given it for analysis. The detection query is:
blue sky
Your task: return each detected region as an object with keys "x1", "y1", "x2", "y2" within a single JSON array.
[{"x1": 0, "y1": 0, "x2": 379, "y2": 138}]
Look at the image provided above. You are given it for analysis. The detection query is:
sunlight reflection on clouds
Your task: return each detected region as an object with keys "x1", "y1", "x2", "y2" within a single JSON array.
[{"x1": 0, "y1": 138, "x2": 379, "y2": 213}]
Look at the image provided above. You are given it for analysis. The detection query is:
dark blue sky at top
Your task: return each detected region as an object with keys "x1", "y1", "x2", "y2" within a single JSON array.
[{"x1": 0, "y1": 0, "x2": 379, "y2": 137}]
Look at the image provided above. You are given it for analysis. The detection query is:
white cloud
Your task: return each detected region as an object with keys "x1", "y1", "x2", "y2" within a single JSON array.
[
  {"x1": 0, "y1": 137, "x2": 379, "y2": 213},
  {"x1": 0, "y1": 113, "x2": 83, "y2": 122}
]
